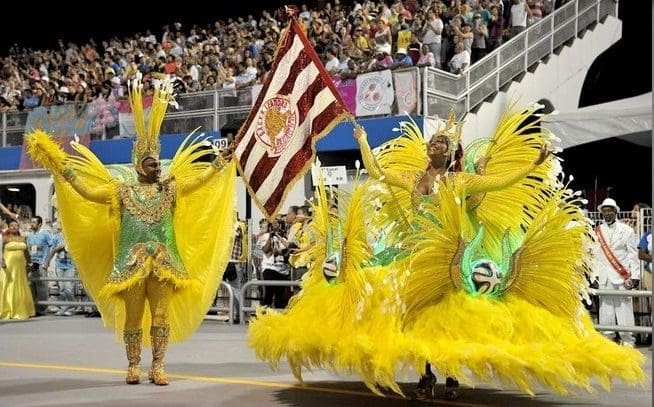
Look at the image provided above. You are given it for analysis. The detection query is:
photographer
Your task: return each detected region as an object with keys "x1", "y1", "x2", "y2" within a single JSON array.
[{"x1": 260, "y1": 219, "x2": 291, "y2": 309}]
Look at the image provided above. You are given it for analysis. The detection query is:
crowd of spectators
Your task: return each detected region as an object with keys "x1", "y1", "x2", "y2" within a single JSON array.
[{"x1": 0, "y1": 0, "x2": 560, "y2": 113}]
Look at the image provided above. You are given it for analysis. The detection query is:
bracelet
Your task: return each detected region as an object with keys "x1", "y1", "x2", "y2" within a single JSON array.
[
  {"x1": 62, "y1": 167, "x2": 76, "y2": 181},
  {"x1": 211, "y1": 156, "x2": 227, "y2": 170}
]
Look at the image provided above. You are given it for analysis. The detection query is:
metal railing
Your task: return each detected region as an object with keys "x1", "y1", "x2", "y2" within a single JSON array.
[
  {"x1": 592, "y1": 289, "x2": 652, "y2": 334},
  {"x1": 29, "y1": 276, "x2": 236, "y2": 323},
  {"x1": 422, "y1": 0, "x2": 619, "y2": 117},
  {"x1": 239, "y1": 279, "x2": 301, "y2": 323},
  {"x1": 24, "y1": 275, "x2": 653, "y2": 335}
]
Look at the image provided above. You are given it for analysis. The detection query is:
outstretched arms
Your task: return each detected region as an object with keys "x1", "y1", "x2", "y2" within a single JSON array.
[
  {"x1": 177, "y1": 146, "x2": 233, "y2": 195},
  {"x1": 461, "y1": 144, "x2": 551, "y2": 194},
  {"x1": 62, "y1": 168, "x2": 114, "y2": 204},
  {"x1": 354, "y1": 126, "x2": 413, "y2": 191}
]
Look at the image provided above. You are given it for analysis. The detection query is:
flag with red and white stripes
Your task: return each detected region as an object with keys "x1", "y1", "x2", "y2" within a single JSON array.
[{"x1": 234, "y1": 17, "x2": 350, "y2": 219}]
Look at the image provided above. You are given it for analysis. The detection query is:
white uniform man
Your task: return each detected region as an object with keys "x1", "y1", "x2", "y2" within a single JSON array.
[{"x1": 593, "y1": 198, "x2": 640, "y2": 346}]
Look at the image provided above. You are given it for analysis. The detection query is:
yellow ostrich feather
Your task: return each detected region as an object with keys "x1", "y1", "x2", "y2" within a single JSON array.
[{"x1": 25, "y1": 130, "x2": 67, "y2": 174}]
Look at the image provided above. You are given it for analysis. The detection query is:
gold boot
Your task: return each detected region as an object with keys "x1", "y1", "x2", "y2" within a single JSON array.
[
  {"x1": 149, "y1": 325, "x2": 170, "y2": 385},
  {"x1": 124, "y1": 329, "x2": 142, "y2": 384}
]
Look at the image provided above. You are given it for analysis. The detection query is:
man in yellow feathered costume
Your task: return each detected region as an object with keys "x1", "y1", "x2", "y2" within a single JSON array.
[{"x1": 26, "y1": 74, "x2": 238, "y2": 386}]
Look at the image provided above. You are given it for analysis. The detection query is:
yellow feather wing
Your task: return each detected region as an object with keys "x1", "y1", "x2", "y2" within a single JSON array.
[
  {"x1": 168, "y1": 136, "x2": 238, "y2": 343},
  {"x1": 470, "y1": 103, "x2": 561, "y2": 253},
  {"x1": 506, "y1": 186, "x2": 594, "y2": 322},
  {"x1": 26, "y1": 131, "x2": 121, "y2": 334}
]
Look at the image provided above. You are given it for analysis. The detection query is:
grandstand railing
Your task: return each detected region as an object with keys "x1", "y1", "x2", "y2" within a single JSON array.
[
  {"x1": 422, "y1": 0, "x2": 619, "y2": 118},
  {"x1": 30, "y1": 276, "x2": 236, "y2": 323},
  {"x1": 0, "y1": 0, "x2": 620, "y2": 147}
]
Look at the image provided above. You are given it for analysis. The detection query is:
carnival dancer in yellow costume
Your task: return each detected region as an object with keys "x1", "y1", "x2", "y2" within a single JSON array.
[
  {"x1": 355, "y1": 106, "x2": 554, "y2": 398},
  {"x1": 26, "y1": 74, "x2": 237, "y2": 385},
  {"x1": 354, "y1": 105, "x2": 645, "y2": 398}
]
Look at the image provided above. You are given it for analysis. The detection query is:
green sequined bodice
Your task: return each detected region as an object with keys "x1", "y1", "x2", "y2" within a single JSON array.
[{"x1": 107, "y1": 182, "x2": 187, "y2": 284}]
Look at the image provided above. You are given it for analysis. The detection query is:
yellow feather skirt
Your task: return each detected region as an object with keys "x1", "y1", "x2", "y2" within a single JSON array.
[
  {"x1": 403, "y1": 291, "x2": 647, "y2": 395},
  {"x1": 248, "y1": 263, "x2": 411, "y2": 395}
]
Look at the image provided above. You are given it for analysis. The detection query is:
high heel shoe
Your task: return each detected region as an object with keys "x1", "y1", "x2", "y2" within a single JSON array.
[
  {"x1": 413, "y1": 372, "x2": 436, "y2": 400},
  {"x1": 445, "y1": 376, "x2": 459, "y2": 400}
]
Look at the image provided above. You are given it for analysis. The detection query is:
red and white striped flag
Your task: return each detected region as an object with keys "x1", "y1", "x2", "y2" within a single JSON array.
[{"x1": 234, "y1": 15, "x2": 350, "y2": 219}]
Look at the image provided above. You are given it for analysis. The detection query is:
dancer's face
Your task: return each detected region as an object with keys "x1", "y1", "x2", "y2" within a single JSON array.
[
  {"x1": 140, "y1": 157, "x2": 161, "y2": 183},
  {"x1": 427, "y1": 134, "x2": 450, "y2": 161}
]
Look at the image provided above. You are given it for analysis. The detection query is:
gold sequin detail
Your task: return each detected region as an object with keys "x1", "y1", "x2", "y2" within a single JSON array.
[{"x1": 118, "y1": 182, "x2": 175, "y2": 224}]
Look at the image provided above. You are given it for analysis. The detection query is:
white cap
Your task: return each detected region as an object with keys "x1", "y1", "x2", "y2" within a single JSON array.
[{"x1": 597, "y1": 198, "x2": 620, "y2": 212}]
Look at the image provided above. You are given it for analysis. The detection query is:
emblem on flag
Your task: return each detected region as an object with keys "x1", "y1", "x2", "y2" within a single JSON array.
[{"x1": 254, "y1": 95, "x2": 299, "y2": 157}]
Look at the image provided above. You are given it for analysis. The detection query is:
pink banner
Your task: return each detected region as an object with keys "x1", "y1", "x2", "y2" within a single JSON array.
[{"x1": 333, "y1": 77, "x2": 357, "y2": 114}]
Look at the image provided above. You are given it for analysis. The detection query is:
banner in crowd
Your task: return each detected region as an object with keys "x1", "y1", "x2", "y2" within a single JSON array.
[
  {"x1": 20, "y1": 134, "x2": 91, "y2": 170},
  {"x1": 234, "y1": 16, "x2": 350, "y2": 219},
  {"x1": 355, "y1": 70, "x2": 394, "y2": 117},
  {"x1": 117, "y1": 96, "x2": 153, "y2": 137},
  {"x1": 25, "y1": 104, "x2": 92, "y2": 137},
  {"x1": 393, "y1": 69, "x2": 419, "y2": 115},
  {"x1": 332, "y1": 77, "x2": 357, "y2": 114}
]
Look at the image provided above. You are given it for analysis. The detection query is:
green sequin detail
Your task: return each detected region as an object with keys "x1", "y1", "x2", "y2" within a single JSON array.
[{"x1": 107, "y1": 182, "x2": 187, "y2": 284}]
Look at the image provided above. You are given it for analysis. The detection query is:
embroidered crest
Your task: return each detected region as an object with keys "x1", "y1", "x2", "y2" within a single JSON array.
[{"x1": 254, "y1": 95, "x2": 298, "y2": 157}]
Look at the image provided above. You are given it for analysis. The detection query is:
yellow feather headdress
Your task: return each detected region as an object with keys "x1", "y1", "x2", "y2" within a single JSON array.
[{"x1": 128, "y1": 73, "x2": 176, "y2": 173}]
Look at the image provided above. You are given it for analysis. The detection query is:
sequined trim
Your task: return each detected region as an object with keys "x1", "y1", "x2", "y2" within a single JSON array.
[
  {"x1": 118, "y1": 182, "x2": 175, "y2": 224},
  {"x1": 108, "y1": 242, "x2": 188, "y2": 284},
  {"x1": 151, "y1": 325, "x2": 170, "y2": 337},
  {"x1": 123, "y1": 329, "x2": 143, "y2": 343}
]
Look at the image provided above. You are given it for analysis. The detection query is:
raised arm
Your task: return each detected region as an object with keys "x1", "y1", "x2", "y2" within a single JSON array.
[
  {"x1": 0, "y1": 202, "x2": 18, "y2": 220},
  {"x1": 459, "y1": 144, "x2": 550, "y2": 194},
  {"x1": 62, "y1": 168, "x2": 115, "y2": 204},
  {"x1": 177, "y1": 149, "x2": 231, "y2": 196},
  {"x1": 354, "y1": 126, "x2": 414, "y2": 192}
]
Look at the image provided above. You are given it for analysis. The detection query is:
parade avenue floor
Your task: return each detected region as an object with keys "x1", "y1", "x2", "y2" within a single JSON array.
[{"x1": 0, "y1": 317, "x2": 651, "y2": 407}]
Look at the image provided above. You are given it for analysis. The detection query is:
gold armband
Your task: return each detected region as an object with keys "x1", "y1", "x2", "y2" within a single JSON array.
[
  {"x1": 211, "y1": 156, "x2": 227, "y2": 170},
  {"x1": 62, "y1": 167, "x2": 76, "y2": 181}
]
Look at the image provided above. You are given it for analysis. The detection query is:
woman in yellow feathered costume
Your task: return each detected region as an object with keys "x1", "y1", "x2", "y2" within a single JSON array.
[
  {"x1": 26, "y1": 74, "x2": 237, "y2": 386},
  {"x1": 355, "y1": 105, "x2": 555, "y2": 398},
  {"x1": 354, "y1": 105, "x2": 645, "y2": 398}
]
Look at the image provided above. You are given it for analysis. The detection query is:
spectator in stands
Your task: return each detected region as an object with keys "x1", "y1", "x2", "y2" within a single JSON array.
[
  {"x1": 471, "y1": 13, "x2": 489, "y2": 63},
  {"x1": 448, "y1": 41, "x2": 470, "y2": 74},
  {"x1": 487, "y1": 5, "x2": 506, "y2": 51},
  {"x1": 593, "y1": 198, "x2": 640, "y2": 346},
  {"x1": 373, "y1": 17, "x2": 393, "y2": 56},
  {"x1": 508, "y1": 0, "x2": 531, "y2": 37},
  {"x1": 392, "y1": 47, "x2": 414, "y2": 68},
  {"x1": 324, "y1": 47, "x2": 341, "y2": 75},
  {"x1": 417, "y1": 44, "x2": 436, "y2": 67},
  {"x1": 368, "y1": 50, "x2": 394, "y2": 71},
  {"x1": 421, "y1": 7, "x2": 444, "y2": 70}
]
